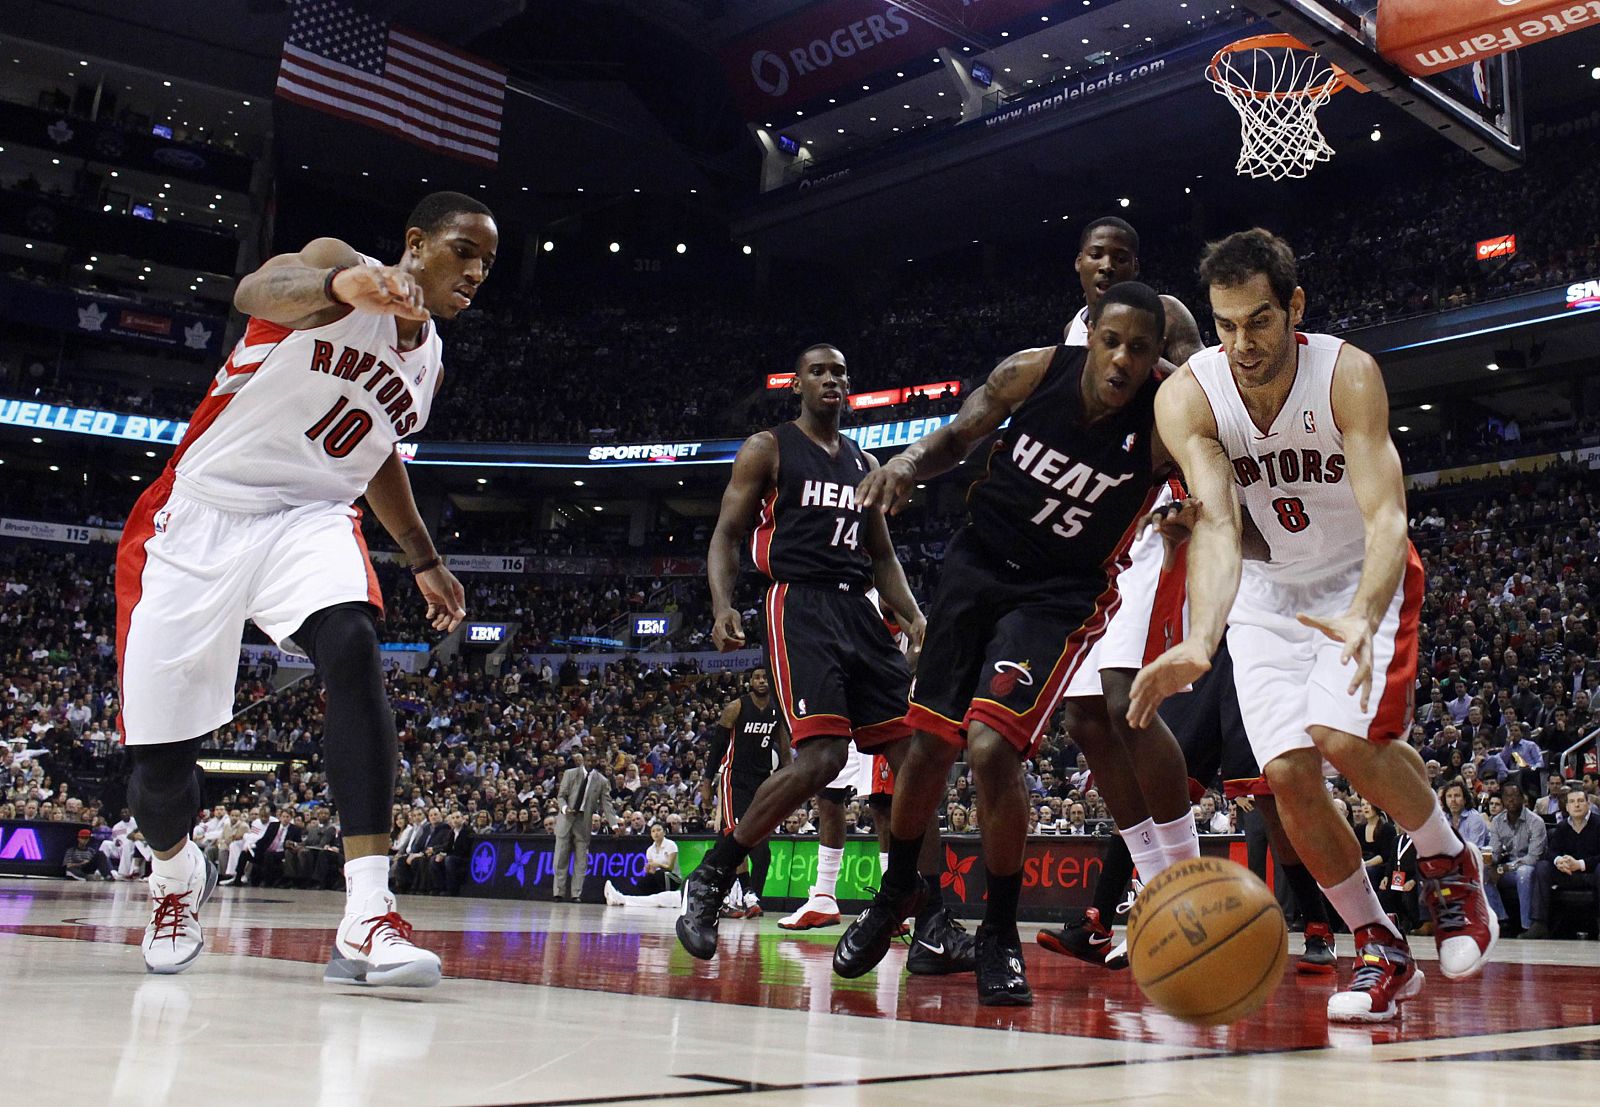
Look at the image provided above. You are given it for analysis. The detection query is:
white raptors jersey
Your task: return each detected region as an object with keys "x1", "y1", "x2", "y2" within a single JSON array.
[
  {"x1": 1188, "y1": 333, "x2": 1364, "y2": 583},
  {"x1": 1064, "y1": 306, "x2": 1089, "y2": 347},
  {"x1": 169, "y1": 257, "x2": 442, "y2": 513}
]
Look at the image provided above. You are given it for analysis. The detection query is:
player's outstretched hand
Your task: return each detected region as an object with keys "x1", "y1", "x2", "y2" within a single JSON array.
[
  {"x1": 1127, "y1": 639, "x2": 1212, "y2": 728},
  {"x1": 1137, "y1": 497, "x2": 1201, "y2": 571},
  {"x1": 332, "y1": 265, "x2": 430, "y2": 321},
  {"x1": 712, "y1": 607, "x2": 746, "y2": 653},
  {"x1": 1297, "y1": 611, "x2": 1375, "y2": 711},
  {"x1": 415, "y1": 564, "x2": 466, "y2": 632},
  {"x1": 903, "y1": 612, "x2": 928, "y2": 674},
  {"x1": 857, "y1": 457, "x2": 917, "y2": 515}
]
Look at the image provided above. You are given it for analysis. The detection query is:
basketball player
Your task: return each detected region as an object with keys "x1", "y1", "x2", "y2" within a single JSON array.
[
  {"x1": 837, "y1": 282, "x2": 1225, "y2": 1005},
  {"x1": 676, "y1": 343, "x2": 975, "y2": 976},
  {"x1": 703, "y1": 667, "x2": 785, "y2": 917},
  {"x1": 1129, "y1": 228, "x2": 1497, "y2": 1022},
  {"x1": 116, "y1": 192, "x2": 496, "y2": 985}
]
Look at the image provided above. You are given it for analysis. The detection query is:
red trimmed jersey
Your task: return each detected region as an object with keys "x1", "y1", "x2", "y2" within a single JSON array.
[
  {"x1": 748, "y1": 421, "x2": 874, "y2": 590},
  {"x1": 166, "y1": 255, "x2": 443, "y2": 513}
]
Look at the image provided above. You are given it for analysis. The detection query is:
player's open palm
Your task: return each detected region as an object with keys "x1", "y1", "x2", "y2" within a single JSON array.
[
  {"x1": 415, "y1": 565, "x2": 466, "y2": 632},
  {"x1": 333, "y1": 265, "x2": 430, "y2": 321},
  {"x1": 1127, "y1": 639, "x2": 1212, "y2": 728},
  {"x1": 857, "y1": 458, "x2": 916, "y2": 515},
  {"x1": 1297, "y1": 611, "x2": 1375, "y2": 710},
  {"x1": 712, "y1": 608, "x2": 746, "y2": 653}
]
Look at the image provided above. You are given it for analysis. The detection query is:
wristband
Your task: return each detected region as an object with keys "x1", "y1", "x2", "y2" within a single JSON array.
[
  {"x1": 324, "y1": 265, "x2": 352, "y2": 305},
  {"x1": 409, "y1": 557, "x2": 442, "y2": 575}
]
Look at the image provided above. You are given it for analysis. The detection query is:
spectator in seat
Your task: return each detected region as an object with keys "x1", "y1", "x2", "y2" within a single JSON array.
[
  {"x1": 1357, "y1": 799, "x2": 1398, "y2": 895},
  {"x1": 603, "y1": 822, "x2": 681, "y2": 907},
  {"x1": 414, "y1": 808, "x2": 449, "y2": 894},
  {"x1": 1062, "y1": 802, "x2": 1091, "y2": 835},
  {"x1": 1535, "y1": 787, "x2": 1600, "y2": 931},
  {"x1": 391, "y1": 808, "x2": 430, "y2": 892},
  {"x1": 435, "y1": 811, "x2": 475, "y2": 896},
  {"x1": 62, "y1": 827, "x2": 111, "y2": 880},
  {"x1": 247, "y1": 807, "x2": 298, "y2": 887},
  {"x1": 1489, "y1": 783, "x2": 1549, "y2": 937}
]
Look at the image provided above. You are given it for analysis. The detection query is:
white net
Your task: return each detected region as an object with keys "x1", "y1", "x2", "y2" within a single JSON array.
[{"x1": 1209, "y1": 40, "x2": 1344, "y2": 181}]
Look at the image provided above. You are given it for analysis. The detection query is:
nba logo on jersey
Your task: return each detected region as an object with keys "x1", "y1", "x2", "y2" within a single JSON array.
[
  {"x1": 1121, "y1": 432, "x2": 1137, "y2": 453},
  {"x1": 1303, "y1": 410, "x2": 1316, "y2": 434},
  {"x1": 153, "y1": 509, "x2": 172, "y2": 534},
  {"x1": 797, "y1": 698, "x2": 807, "y2": 716}
]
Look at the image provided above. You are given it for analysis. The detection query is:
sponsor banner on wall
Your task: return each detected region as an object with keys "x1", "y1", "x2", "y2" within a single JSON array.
[
  {"x1": 0, "y1": 277, "x2": 225, "y2": 356},
  {"x1": 518, "y1": 649, "x2": 766, "y2": 673},
  {"x1": 0, "y1": 397, "x2": 189, "y2": 445},
  {"x1": 0, "y1": 517, "x2": 120, "y2": 544},
  {"x1": 0, "y1": 819, "x2": 90, "y2": 877},
  {"x1": 0, "y1": 101, "x2": 254, "y2": 191}
]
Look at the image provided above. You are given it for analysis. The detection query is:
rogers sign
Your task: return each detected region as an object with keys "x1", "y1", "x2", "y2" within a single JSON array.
[{"x1": 721, "y1": 0, "x2": 1064, "y2": 115}]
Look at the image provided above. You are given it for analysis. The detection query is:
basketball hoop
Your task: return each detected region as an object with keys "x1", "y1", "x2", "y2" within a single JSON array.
[{"x1": 1208, "y1": 33, "x2": 1364, "y2": 181}]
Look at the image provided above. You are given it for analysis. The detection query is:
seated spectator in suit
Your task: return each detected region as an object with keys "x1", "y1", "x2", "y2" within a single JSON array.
[
  {"x1": 246, "y1": 808, "x2": 298, "y2": 887},
  {"x1": 434, "y1": 811, "x2": 475, "y2": 896},
  {"x1": 391, "y1": 808, "x2": 430, "y2": 892},
  {"x1": 296, "y1": 808, "x2": 342, "y2": 889},
  {"x1": 1489, "y1": 783, "x2": 1549, "y2": 936},
  {"x1": 1535, "y1": 787, "x2": 1600, "y2": 930},
  {"x1": 416, "y1": 808, "x2": 452, "y2": 894}
]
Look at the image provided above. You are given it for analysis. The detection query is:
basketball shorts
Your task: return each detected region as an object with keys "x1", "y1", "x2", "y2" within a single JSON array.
[
  {"x1": 821, "y1": 745, "x2": 895, "y2": 802},
  {"x1": 116, "y1": 471, "x2": 383, "y2": 745},
  {"x1": 720, "y1": 781, "x2": 762, "y2": 832},
  {"x1": 1226, "y1": 546, "x2": 1423, "y2": 771},
  {"x1": 906, "y1": 529, "x2": 1117, "y2": 757},
  {"x1": 763, "y1": 582, "x2": 911, "y2": 748},
  {"x1": 1160, "y1": 637, "x2": 1266, "y2": 800},
  {"x1": 1064, "y1": 482, "x2": 1187, "y2": 698}
]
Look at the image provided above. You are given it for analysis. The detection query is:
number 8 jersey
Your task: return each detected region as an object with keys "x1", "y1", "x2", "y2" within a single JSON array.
[
  {"x1": 170, "y1": 254, "x2": 442, "y2": 513},
  {"x1": 749, "y1": 421, "x2": 874, "y2": 589},
  {"x1": 1187, "y1": 332, "x2": 1364, "y2": 584}
]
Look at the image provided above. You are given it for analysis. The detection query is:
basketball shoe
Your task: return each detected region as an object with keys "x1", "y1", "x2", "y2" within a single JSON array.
[
  {"x1": 974, "y1": 924, "x2": 1032, "y2": 1006},
  {"x1": 325, "y1": 891, "x2": 441, "y2": 987},
  {"x1": 833, "y1": 880, "x2": 927, "y2": 978},
  {"x1": 1326, "y1": 923, "x2": 1423, "y2": 1023},
  {"x1": 1417, "y1": 847, "x2": 1499, "y2": 979},
  {"x1": 778, "y1": 887, "x2": 842, "y2": 930},
  {"x1": 141, "y1": 843, "x2": 219, "y2": 974},
  {"x1": 676, "y1": 861, "x2": 735, "y2": 960},
  {"x1": 906, "y1": 903, "x2": 976, "y2": 975},
  {"x1": 1036, "y1": 908, "x2": 1117, "y2": 967},
  {"x1": 1296, "y1": 921, "x2": 1337, "y2": 974}
]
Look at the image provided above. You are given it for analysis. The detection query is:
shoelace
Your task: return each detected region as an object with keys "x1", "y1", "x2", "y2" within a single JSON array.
[
  {"x1": 1421, "y1": 870, "x2": 1471, "y2": 931},
  {"x1": 1348, "y1": 948, "x2": 1402, "y2": 993},
  {"x1": 150, "y1": 891, "x2": 193, "y2": 945},
  {"x1": 360, "y1": 911, "x2": 416, "y2": 950}
]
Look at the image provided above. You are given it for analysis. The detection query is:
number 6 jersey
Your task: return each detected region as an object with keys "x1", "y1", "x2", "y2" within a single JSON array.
[
  {"x1": 749, "y1": 421, "x2": 874, "y2": 590},
  {"x1": 167, "y1": 254, "x2": 442, "y2": 513},
  {"x1": 1188, "y1": 332, "x2": 1365, "y2": 585}
]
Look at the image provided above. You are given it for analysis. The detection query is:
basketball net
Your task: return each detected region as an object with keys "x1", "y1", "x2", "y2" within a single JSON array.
[{"x1": 1209, "y1": 34, "x2": 1358, "y2": 181}]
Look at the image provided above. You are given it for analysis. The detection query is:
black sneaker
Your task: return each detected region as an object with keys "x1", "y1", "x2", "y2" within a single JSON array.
[
  {"x1": 975, "y1": 924, "x2": 1032, "y2": 1006},
  {"x1": 675, "y1": 862, "x2": 734, "y2": 961},
  {"x1": 906, "y1": 904, "x2": 976, "y2": 975},
  {"x1": 833, "y1": 880, "x2": 926, "y2": 979},
  {"x1": 1036, "y1": 907, "x2": 1114, "y2": 967}
]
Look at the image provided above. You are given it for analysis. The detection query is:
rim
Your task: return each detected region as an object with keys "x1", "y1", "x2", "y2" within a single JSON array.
[{"x1": 1208, "y1": 32, "x2": 1347, "y2": 101}]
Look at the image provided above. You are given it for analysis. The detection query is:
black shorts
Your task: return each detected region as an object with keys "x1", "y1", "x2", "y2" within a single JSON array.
[
  {"x1": 906, "y1": 529, "x2": 1117, "y2": 756},
  {"x1": 1162, "y1": 636, "x2": 1267, "y2": 799},
  {"x1": 763, "y1": 582, "x2": 911, "y2": 748},
  {"x1": 721, "y1": 781, "x2": 761, "y2": 831}
]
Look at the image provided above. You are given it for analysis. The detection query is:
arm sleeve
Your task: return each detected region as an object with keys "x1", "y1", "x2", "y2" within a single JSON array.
[{"x1": 705, "y1": 725, "x2": 732, "y2": 777}]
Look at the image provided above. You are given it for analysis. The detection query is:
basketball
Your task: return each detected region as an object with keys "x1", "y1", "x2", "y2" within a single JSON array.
[{"x1": 1127, "y1": 857, "x2": 1288, "y2": 1026}]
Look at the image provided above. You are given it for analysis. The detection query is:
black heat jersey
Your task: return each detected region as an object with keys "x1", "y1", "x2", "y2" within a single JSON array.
[
  {"x1": 749, "y1": 421, "x2": 874, "y2": 589},
  {"x1": 965, "y1": 345, "x2": 1161, "y2": 577},
  {"x1": 722, "y1": 693, "x2": 781, "y2": 791}
]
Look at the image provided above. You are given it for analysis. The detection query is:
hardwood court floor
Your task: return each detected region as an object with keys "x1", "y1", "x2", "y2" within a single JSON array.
[{"x1": 1, "y1": 881, "x2": 1596, "y2": 1105}]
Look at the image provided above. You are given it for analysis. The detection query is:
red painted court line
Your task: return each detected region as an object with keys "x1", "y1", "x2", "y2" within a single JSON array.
[{"x1": 4, "y1": 921, "x2": 1598, "y2": 1052}]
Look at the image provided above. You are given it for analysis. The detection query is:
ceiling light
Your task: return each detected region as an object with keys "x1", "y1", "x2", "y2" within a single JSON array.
[
  {"x1": 130, "y1": 474, "x2": 141, "y2": 482},
  {"x1": 1119, "y1": 197, "x2": 1131, "y2": 207},
  {"x1": 1397, "y1": 425, "x2": 1410, "y2": 433},
  {"x1": 542, "y1": 240, "x2": 554, "y2": 252},
  {"x1": 574, "y1": 480, "x2": 584, "y2": 486},
  {"x1": 49, "y1": 465, "x2": 59, "y2": 472},
  {"x1": 143, "y1": 266, "x2": 151, "y2": 272},
  {"x1": 1419, "y1": 404, "x2": 1433, "y2": 411},
  {"x1": 1591, "y1": 65, "x2": 1600, "y2": 80},
  {"x1": 476, "y1": 478, "x2": 487, "y2": 485},
  {"x1": 608, "y1": 242, "x2": 620, "y2": 253},
  {"x1": 83, "y1": 263, "x2": 93, "y2": 271},
  {"x1": 594, "y1": 506, "x2": 603, "y2": 512},
  {"x1": 1371, "y1": 127, "x2": 1382, "y2": 141},
  {"x1": 675, "y1": 243, "x2": 687, "y2": 254},
  {"x1": 742, "y1": 245, "x2": 753, "y2": 255},
  {"x1": 23, "y1": 243, "x2": 31, "y2": 249},
  {"x1": 145, "y1": 451, "x2": 156, "y2": 458},
  {"x1": 163, "y1": 80, "x2": 171, "y2": 87},
  {"x1": 32, "y1": 437, "x2": 42, "y2": 444},
  {"x1": 1487, "y1": 362, "x2": 1498, "y2": 371}
]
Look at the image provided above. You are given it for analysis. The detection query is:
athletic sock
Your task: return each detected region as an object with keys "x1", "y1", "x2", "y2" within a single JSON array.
[
  {"x1": 703, "y1": 833, "x2": 751, "y2": 872},
  {"x1": 879, "y1": 851, "x2": 889, "y2": 878},
  {"x1": 1320, "y1": 866, "x2": 1402, "y2": 941},
  {"x1": 1153, "y1": 812, "x2": 1201, "y2": 870},
  {"x1": 815, "y1": 845, "x2": 843, "y2": 900},
  {"x1": 1282, "y1": 862, "x2": 1329, "y2": 926},
  {"x1": 883, "y1": 833, "x2": 922, "y2": 895},
  {"x1": 151, "y1": 840, "x2": 201, "y2": 883},
  {"x1": 1401, "y1": 802, "x2": 1464, "y2": 859},
  {"x1": 982, "y1": 868, "x2": 1023, "y2": 944},
  {"x1": 1118, "y1": 818, "x2": 1164, "y2": 882},
  {"x1": 343, "y1": 854, "x2": 389, "y2": 904}
]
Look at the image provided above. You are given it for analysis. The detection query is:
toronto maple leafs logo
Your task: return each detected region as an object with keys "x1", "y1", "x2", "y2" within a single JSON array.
[
  {"x1": 941, "y1": 845, "x2": 976, "y2": 902},
  {"x1": 77, "y1": 302, "x2": 107, "y2": 332},
  {"x1": 470, "y1": 842, "x2": 496, "y2": 884},
  {"x1": 47, "y1": 119, "x2": 74, "y2": 145},
  {"x1": 505, "y1": 842, "x2": 536, "y2": 886},
  {"x1": 183, "y1": 322, "x2": 212, "y2": 350},
  {"x1": 989, "y1": 660, "x2": 1034, "y2": 698}
]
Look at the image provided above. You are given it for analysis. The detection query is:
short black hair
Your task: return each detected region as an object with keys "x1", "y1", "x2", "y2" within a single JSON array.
[
  {"x1": 1199, "y1": 228, "x2": 1298, "y2": 310},
  {"x1": 1087, "y1": 280, "x2": 1165, "y2": 345},
  {"x1": 405, "y1": 191, "x2": 493, "y2": 236},
  {"x1": 793, "y1": 342, "x2": 843, "y2": 373},
  {"x1": 1079, "y1": 216, "x2": 1139, "y2": 254}
]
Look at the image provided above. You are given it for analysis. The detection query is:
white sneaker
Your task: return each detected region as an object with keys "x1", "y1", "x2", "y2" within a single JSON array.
[
  {"x1": 777, "y1": 887, "x2": 841, "y2": 930},
  {"x1": 141, "y1": 850, "x2": 219, "y2": 975},
  {"x1": 325, "y1": 893, "x2": 441, "y2": 988},
  {"x1": 1117, "y1": 877, "x2": 1145, "y2": 919},
  {"x1": 1104, "y1": 937, "x2": 1130, "y2": 971},
  {"x1": 603, "y1": 880, "x2": 624, "y2": 907}
]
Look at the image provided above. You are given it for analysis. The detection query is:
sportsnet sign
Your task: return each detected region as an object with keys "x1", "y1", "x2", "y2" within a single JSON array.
[{"x1": 1567, "y1": 279, "x2": 1600, "y2": 310}]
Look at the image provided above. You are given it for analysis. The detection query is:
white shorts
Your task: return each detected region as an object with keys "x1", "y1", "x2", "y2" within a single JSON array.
[
  {"x1": 1226, "y1": 547, "x2": 1422, "y2": 771},
  {"x1": 1063, "y1": 484, "x2": 1187, "y2": 699},
  {"x1": 116, "y1": 476, "x2": 382, "y2": 745},
  {"x1": 823, "y1": 742, "x2": 891, "y2": 798}
]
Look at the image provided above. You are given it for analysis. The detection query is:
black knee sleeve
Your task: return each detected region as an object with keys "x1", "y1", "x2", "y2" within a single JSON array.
[
  {"x1": 128, "y1": 737, "x2": 205, "y2": 852},
  {"x1": 296, "y1": 603, "x2": 396, "y2": 838},
  {"x1": 1092, "y1": 833, "x2": 1136, "y2": 918}
]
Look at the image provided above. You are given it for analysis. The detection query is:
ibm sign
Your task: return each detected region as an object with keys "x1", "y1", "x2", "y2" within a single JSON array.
[
  {"x1": 464, "y1": 623, "x2": 509, "y2": 647},
  {"x1": 631, "y1": 614, "x2": 679, "y2": 638}
]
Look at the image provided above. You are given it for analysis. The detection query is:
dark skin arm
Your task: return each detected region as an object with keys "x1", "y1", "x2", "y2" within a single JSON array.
[
  {"x1": 1159, "y1": 295, "x2": 1205, "y2": 371},
  {"x1": 860, "y1": 453, "x2": 928, "y2": 670},
  {"x1": 364, "y1": 450, "x2": 465, "y2": 633},
  {"x1": 233, "y1": 237, "x2": 427, "y2": 328},
  {"x1": 857, "y1": 347, "x2": 1054, "y2": 514},
  {"x1": 701, "y1": 699, "x2": 741, "y2": 810},
  {"x1": 708, "y1": 431, "x2": 778, "y2": 652}
]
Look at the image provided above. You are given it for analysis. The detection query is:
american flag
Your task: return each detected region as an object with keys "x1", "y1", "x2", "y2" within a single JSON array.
[{"x1": 275, "y1": 0, "x2": 506, "y2": 167}]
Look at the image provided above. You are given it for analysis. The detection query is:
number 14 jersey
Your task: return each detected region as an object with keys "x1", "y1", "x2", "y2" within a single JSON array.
[
  {"x1": 1188, "y1": 332, "x2": 1364, "y2": 584},
  {"x1": 749, "y1": 421, "x2": 874, "y2": 590}
]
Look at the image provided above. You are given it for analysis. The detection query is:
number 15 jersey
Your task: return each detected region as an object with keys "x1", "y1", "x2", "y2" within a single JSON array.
[
  {"x1": 169, "y1": 254, "x2": 443, "y2": 514},
  {"x1": 1188, "y1": 332, "x2": 1364, "y2": 585},
  {"x1": 748, "y1": 421, "x2": 874, "y2": 590}
]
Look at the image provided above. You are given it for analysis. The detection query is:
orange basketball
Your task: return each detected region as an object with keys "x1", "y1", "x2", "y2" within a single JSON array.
[{"x1": 1126, "y1": 857, "x2": 1288, "y2": 1026}]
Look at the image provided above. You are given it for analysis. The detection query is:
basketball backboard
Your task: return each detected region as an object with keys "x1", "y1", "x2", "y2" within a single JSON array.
[{"x1": 1238, "y1": 1, "x2": 1525, "y2": 169}]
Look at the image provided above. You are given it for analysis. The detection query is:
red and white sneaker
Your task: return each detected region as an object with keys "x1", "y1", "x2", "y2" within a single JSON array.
[
  {"x1": 1327, "y1": 924, "x2": 1424, "y2": 1023},
  {"x1": 1296, "y1": 921, "x2": 1337, "y2": 975},
  {"x1": 1417, "y1": 847, "x2": 1499, "y2": 980},
  {"x1": 326, "y1": 893, "x2": 441, "y2": 988},
  {"x1": 778, "y1": 887, "x2": 841, "y2": 930},
  {"x1": 141, "y1": 847, "x2": 219, "y2": 975}
]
